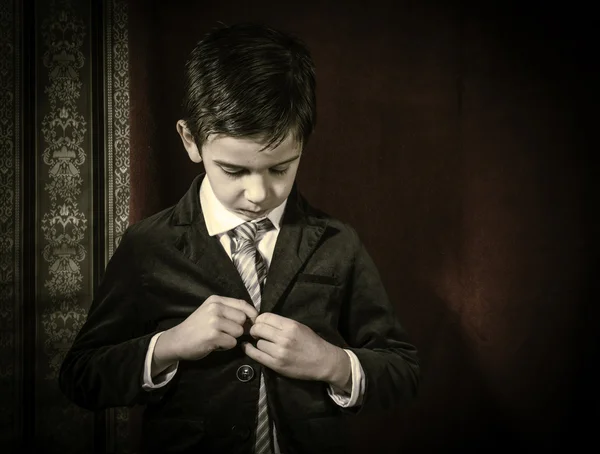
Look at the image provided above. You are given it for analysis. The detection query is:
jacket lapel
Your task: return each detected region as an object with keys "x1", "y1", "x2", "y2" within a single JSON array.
[
  {"x1": 260, "y1": 187, "x2": 328, "y2": 313},
  {"x1": 171, "y1": 174, "x2": 250, "y2": 301}
]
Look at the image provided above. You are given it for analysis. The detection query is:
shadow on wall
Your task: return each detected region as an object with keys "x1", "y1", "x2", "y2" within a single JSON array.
[{"x1": 123, "y1": 0, "x2": 594, "y2": 452}]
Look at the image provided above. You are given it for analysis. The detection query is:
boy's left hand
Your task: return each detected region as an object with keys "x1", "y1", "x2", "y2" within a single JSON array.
[{"x1": 242, "y1": 313, "x2": 351, "y2": 391}]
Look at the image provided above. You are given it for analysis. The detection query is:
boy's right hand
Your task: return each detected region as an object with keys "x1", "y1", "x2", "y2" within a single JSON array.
[{"x1": 155, "y1": 295, "x2": 258, "y2": 364}]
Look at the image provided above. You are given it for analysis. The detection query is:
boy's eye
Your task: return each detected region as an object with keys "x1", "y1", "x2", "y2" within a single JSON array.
[
  {"x1": 270, "y1": 167, "x2": 289, "y2": 176},
  {"x1": 220, "y1": 166, "x2": 289, "y2": 178},
  {"x1": 221, "y1": 168, "x2": 245, "y2": 179}
]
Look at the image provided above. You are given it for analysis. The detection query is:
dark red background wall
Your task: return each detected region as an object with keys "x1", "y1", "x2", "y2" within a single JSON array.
[{"x1": 128, "y1": 0, "x2": 595, "y2": 451}]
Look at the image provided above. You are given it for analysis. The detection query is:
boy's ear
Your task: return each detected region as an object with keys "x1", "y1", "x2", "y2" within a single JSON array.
[{"x1": 176, "y1": 120, "x2": 202, "y2": 163}]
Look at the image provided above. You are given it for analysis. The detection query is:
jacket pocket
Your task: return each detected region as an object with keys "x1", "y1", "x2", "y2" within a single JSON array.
[{"x1": 296, "y1": 273, "x2": 338, "y2": 286}]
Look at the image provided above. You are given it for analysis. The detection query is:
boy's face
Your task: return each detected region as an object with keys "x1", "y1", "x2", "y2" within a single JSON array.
[{"x1": 178, "y1": 122, "x2": 302, "y2": 221}]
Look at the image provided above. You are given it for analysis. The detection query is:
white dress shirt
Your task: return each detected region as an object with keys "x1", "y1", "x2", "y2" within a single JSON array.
[{"x1": 142, "y1": 177, "x2": 365, "y2": 428}]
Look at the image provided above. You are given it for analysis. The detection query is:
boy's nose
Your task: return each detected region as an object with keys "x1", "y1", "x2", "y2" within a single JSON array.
[{"x1": 245, "y1": 176, "x2": 268, "y2": 204}]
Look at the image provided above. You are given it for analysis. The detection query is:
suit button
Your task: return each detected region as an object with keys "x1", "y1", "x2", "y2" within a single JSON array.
[{"x1": 236, "y1": 364, "x2": 255, "y2": 382}]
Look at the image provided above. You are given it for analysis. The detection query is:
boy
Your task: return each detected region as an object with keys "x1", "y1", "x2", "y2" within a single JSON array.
[{"x1": 59, "y1": 23, "x2": 420, "y2": 454}]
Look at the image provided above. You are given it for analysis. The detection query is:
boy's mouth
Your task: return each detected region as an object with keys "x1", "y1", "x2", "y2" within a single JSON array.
[{"x1": 237, "y1": 208, "x2": 269, "y2": 219}]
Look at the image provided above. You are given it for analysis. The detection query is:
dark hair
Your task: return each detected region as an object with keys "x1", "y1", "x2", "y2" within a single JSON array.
[{"x1": 182, "y1": 23, "x2": 317, "y2": 151}]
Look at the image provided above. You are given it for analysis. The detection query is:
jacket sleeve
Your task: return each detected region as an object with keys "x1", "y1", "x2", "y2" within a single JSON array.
[
  {"x1": 59, "y1": 228, "x2": 167, "y2": 411},
  {"x1": 340, "y1": 230, "x2": 421, "y2": 414}
]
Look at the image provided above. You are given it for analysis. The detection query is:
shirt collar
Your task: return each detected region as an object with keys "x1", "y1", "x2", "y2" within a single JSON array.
[{"x1": 200, "y1": 176, "x2": 286, "y2": 237}]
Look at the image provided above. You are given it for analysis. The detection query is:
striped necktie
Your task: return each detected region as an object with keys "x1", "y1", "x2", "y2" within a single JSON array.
[{"x1": 230, "y1": 219, "x2": 274, "y2": 454}]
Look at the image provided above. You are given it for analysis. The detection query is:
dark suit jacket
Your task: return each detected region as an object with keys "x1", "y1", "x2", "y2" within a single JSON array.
[{"x1": 59, "y1": 174, "x2": 420, "y2": 454}]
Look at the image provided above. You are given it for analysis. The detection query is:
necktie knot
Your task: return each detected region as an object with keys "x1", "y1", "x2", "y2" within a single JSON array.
[{"x1": 230, "y1": 218, "x2": 273, "y2": 244}]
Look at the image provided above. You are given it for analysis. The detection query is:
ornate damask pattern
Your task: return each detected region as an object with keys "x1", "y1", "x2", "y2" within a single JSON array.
[
  {"x1": 39, "y1": 0, "x2": 88, "y2": 382},
  {"x1": 37, "y1": 0, "x2": 93, "y2": 451},
  {"x1": 105, "y1": 1, "x2": 132, "y2": 452},
  {"x1": 0, "y1": 0, "x2": 22, "y2": 446},
  {"x1": 106, "y1": 0, "x2": 130, "y2": 257}
]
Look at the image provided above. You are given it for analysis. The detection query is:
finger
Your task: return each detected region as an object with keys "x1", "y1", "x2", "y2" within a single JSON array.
[
  {"x1": 215, "y1": 318, "x2": 245, "y2": 338},
  {"x1": 255, "y1": 312, "x2": 287, "y2": 329},
  {"x1": 214, "y1": 333, "x2": 237, "y2": 351},
  {"x1": 209, "y1": 304, "x2": 248, "y2": 326},
  {"x1": 242, "y1": 342, "x2": 276, "y2": 369},
  {"x1": 217, "y1": 296, "x2": 259, "y2": 322},
  {"x1": 255, "y1": 338, "x2": 283, "y2": 359},
  {"x1": 249, "y1": 323, "x2": 284, "y2": 343}
]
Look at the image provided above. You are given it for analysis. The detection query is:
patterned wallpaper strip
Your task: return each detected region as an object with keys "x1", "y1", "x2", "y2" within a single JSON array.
[
  {"x1": 106, "y1": 0, "x2": 131, "y2": 257},
  {"x1": 0, "y1": 0, "x2": 132, "y2": 451},
  {"x1": 105, "y1": 0, "x2": 132, "y2": 452},
  {"x1": 36, "y1": 0, "x2": 94, "y2": 451},
  {"x1": 0, "y1": 0, "x2": 22, "y2": 447}
]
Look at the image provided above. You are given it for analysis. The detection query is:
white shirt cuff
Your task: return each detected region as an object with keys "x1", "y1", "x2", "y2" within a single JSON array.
[
  {"x1": 142, "y1": 331, "x2": 179, "y2": 390},
  {"x1": 326, "y1": 349, "x2": 365, "y2": 407}
]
